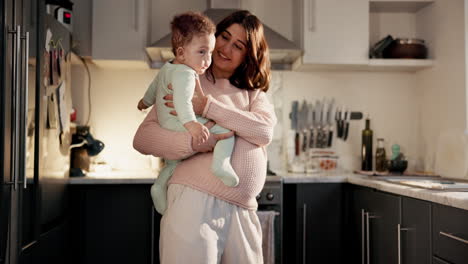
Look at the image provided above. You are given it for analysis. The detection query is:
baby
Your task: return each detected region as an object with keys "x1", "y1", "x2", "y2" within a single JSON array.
[{"x1": 137, "y1": 12, "x2": 238, "y2": 214}]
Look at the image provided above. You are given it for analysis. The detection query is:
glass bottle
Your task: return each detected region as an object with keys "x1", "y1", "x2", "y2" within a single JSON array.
[
  {"x1": 375, "y1": 138, "x2": 387, "y2": 172},
  {"x1": 361, "y1": 118, "x2": 373, "y2": 171}
]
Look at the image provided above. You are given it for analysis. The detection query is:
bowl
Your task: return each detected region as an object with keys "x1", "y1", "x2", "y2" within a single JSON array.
[
  {"x1": 382, "y1": 38, "x2": 428, "y2": 59},
  {"x1": 388, "y1": 160, "x2": 408, "y2": 174}
]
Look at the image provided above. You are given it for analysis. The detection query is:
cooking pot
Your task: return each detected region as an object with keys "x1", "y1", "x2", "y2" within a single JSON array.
[{"x1": 382, "y1": 38, "x2": 428, "y2": 59}]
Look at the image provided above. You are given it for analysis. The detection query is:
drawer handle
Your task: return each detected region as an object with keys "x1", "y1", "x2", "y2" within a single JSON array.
[{"x1": 440, "y1": 231, "x2": 468, "y2": 245}]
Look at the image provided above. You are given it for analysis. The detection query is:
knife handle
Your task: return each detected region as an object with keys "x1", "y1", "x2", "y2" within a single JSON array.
[
  {"x1": 343, "y1": 122, "x2": 349, "y2": 141},
  {"x1": 295, "y1": 132, "x2": 300, "y2": 156},
  {"x1": 337, "y1": 120, "x2": 343, "y2": 138},
  {"x1": 328, "y1": 130, "x2": 333, "y2": 147}
]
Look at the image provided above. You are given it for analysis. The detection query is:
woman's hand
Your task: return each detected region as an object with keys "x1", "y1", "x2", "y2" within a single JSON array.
[
  {"x1": 164, "y1": 79, "x2": 208, "y2": 116},
  {"x1": 191, "y1": 121, "x2": 234, "y2": 152},
  {"x1": 191, "y1": 78, "x2": 208, "y2": 115}
]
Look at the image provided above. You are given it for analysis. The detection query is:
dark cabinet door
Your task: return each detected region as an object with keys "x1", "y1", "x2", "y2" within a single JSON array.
[
  {"x1": 70, "y1": 185, "x2": 159, "y2": 264},
  {"x1": 284, "y1": 183, "x2": 344, "y2": 264},
  {"x1": 349, "y1": 186, "x2": 400, "y2": 264},
  {"x1": 401, "y1": 197, "x2": 431, "y2": 264},
  {"x1": 349, "y1": 186, "x2": 372, "y2": 264},
  {"x1": 433, "y1": 203, "x2": 468, "y2": 264},
  {"x1": 368, "y1": 191, "x2": 400, "y2": 264},
  {"x1": 432, "y1": 256, "x2": 452, "y2": 264}
]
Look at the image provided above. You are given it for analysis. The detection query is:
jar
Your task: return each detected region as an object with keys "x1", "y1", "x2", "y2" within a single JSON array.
[{"x1": 375, "y1": 138, "x2": 387, "y2": 172}]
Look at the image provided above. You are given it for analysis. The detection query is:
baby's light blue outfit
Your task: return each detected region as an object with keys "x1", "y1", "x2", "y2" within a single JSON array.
[{"x1": 143, "y1": 62, "x2": 238, "y2": 215}]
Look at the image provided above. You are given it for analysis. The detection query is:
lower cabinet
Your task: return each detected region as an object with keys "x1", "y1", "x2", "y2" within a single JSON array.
[
  {"x1": 284, "y1": 183, "x2": 344, "y2": 264},
  {"x1": 70, "y1": 185, "x2": 161, "y2": 264},
  {"x1": 432, "y1": 203, "x2": 468, "y2": 264},
  {"x1": 350, "y1": 186, "x2": 400, "y2": 264},
  {"x1": 401, "y1": 197, "x2": 431, "y2": 264},
  {"x1": 19, "y1": 221, "x2": 70, "y2": 264},
  {"x1": 348, "y1": 185, "x2": 431, "y2": 264},
  {"x1": 433, "y1": 256, "x2": 452, "y2": 264}
]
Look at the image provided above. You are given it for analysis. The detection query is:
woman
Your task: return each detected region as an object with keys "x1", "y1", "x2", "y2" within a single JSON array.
[{"x1": 133, "y1": 10, "x2": 276, "y2": 263}]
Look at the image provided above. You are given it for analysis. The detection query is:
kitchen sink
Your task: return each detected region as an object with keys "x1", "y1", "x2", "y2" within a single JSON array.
[{"x1": 375, "y1": 175, "x2": 468, "y2": 191}]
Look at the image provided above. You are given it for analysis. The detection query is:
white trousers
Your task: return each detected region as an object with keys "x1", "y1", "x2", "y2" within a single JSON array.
[{"x1": 160, "y1": 184, "x2": 264, "y2": 264}]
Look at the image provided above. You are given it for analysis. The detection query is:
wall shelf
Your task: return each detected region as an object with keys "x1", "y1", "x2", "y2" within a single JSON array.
[
  {"x1": 293, "y1": 58, "x2": 433, "y2": 72},
  {"x1": 368, "y1": 58, "x2": 434, "y2": 71},
  {"x1": 370, "y1": 0, "x2": 434, "y2": 13}
]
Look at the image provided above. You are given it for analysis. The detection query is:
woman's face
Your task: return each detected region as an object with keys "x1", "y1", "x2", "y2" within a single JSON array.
[{"x1": 212, "y1": 23, "x2": 248, "y2": 78}]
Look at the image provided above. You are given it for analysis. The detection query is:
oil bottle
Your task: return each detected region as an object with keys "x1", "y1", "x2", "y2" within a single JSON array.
[{"x1": 361, "y1": 118, "x2": 373, "y2": 171}]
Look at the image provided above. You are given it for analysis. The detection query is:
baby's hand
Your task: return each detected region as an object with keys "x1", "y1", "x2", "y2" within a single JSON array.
[
  {"x1": 137, "y1": 99, "x2": 149, "y2": 111},
  {"x1": 184, "y1": 121, "x2": 210, "y2": 145}
]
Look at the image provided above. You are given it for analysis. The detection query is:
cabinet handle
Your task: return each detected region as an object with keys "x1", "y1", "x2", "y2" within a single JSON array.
[
  {"x1": 21, "y1": 31, "x2": 29, "y2": 189},
  {"x1": 365, "y1": 212, "x2": 370, "y2": 264},
  {"x1": 361, "y1": 209, "x2": 365, "y2": 264},
  {"x1": 397, "y1": 224, "x2": 411, "y2": 264},
  {"x1": 303, "y1": 203, "x2": 307, "y2": 264},
  {"x1": 131, "y1": 0, "x2": 139, "y2": 32},
  {"x1": 15, "y1": 26, "x2": 21, "y2": 190},
  {"x1": 308, "y1": 0, "x2": 316, "y2": 32},
  {"x1": 440, "y1": 231, "x2": 468, "y2": 245},
  {"x1": 8, "y1": 25, "x2": 21, "y2": 190},
  {"x1": 151, "y1": 206, "x2": 155, "y2": 263}
]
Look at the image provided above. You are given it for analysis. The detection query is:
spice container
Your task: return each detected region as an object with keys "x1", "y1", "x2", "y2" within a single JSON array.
[{"x1": 375, "y1": 138, "x2": 387, "y2": 172}]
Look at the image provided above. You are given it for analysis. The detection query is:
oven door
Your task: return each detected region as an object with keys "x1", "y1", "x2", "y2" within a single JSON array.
[{"x1": 257, "y1": 180, "x2": 282, "y2": 264}]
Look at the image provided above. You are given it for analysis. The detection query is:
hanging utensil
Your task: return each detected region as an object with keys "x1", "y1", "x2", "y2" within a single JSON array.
[
  {"x1": 343, "y1": 109, "x2": 350, "y2": 141},
  {"x1": 300, "y1": 100, "x2": 309, "y2": 153},
  {"x1": 290, "y1": 101, "x2": 300, "y2": 156},
  {"x1": 318, "y1": 98, "x2": 328, "y2": 148},
  {"x1": 308, "y1": 102, "x2": 315, "y2": 149},
  {"x1": 336, "y1": 106, "x2": 343, "y2": 138},
  {"x1": 314, "y1": 100, "x2": 323, "y2": 148},
  {"x1": 327, "y1": 98, "x2": 335, "y2": 147}
]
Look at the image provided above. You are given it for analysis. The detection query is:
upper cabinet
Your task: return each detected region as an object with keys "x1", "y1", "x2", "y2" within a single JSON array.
[
  {"x1": 294, "y1": 0, "x2": 435, "y2": 72},
  {"x1": 299, "y1": 0, "x2": 370, "y2": 66},
  {"x1": 73, "y1": 0, "x2": 149, "y2": 63},
  {"x1": 72, "y1": 0, "x2": 436, "y2": 71}
]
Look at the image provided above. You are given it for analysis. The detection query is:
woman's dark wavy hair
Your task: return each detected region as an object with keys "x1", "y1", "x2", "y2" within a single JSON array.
[{"x1": 207, "y1": 10, "x2": 271, "y2": 92}]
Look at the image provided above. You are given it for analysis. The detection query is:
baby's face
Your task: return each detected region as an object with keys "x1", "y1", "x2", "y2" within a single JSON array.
[{"x1": 181, "y1": 33, "x2": 216, "y2": 74}]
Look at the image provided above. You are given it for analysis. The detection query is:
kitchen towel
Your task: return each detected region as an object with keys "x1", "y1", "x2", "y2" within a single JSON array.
[{"x1": 256, "y1": 210, "x2": 278, "y2": 264}]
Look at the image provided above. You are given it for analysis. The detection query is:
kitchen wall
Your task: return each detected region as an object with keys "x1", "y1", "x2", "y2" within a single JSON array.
[
  {"x1": 275, "y1": 71, "x2": 419, "y2": 173},
  {"x1": 70, "y1": 0, "x2": 467, "y2": 178},
  {"x1": 71, "y1": 64, "x2": 419, "y2": 174},
  {"x1": 71, "y1": 63, "x2": 160, "y2": 173},
  {"x1": 415, "y1": 0, "x2": 467, "y2": 179}
]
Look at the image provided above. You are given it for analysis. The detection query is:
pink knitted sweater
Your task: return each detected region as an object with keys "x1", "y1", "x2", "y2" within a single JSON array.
[{"x1": 133, "y1": 74, "x2": 277, "y2": 210}]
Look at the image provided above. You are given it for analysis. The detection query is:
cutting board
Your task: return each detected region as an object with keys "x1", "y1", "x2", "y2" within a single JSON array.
[{"x1": 434, "y1": 130, "x2": 468, "y2": 180}]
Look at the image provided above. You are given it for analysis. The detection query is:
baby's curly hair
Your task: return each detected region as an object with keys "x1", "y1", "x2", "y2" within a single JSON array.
[{"x1": 171, "y1": 12, "x2": 216, "y2": 55}]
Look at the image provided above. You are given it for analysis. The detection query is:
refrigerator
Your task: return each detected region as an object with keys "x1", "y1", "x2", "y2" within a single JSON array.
[{"x1": 1, "y1": 0, "x2": 73, "y2": 263}]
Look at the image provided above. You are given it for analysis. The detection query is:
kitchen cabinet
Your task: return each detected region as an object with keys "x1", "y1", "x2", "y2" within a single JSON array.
[
  {"x1": 432, "y1": 203, "x2": 468, "y2": 264},
  {"x1": 368, "y1": 0, "x2": 435, "y2": 71},
  {"x1": 349, "y1": 186, "x2": 400, "y2": 264},
  {"x1": 73, "y1": 0, "x2": 149, "y2": 62},
  {"x1": 293, "y1": 0, "x2": 435, "y2": 71},
  {"x1": 348, "y1": 185, "x2": 432, "y2": 264},
  {"x1": 19, "y1": 221, "x2": 70, "y2": 264},
  {"x1": 296, "y1": 0, "x2": 369, "y2": 66},
  {"x1": 69, "y1": 185, "x2": 161, "y2": 264},
  {"x1": 433, "y1": 256, "x2": 452, "y2": 264},
  {"x1": 283, "y1": 183, "x2": 344, "y2": 264},
  {"x1": 400, "y1": 196, "x2": 431, "y2": 264}
]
